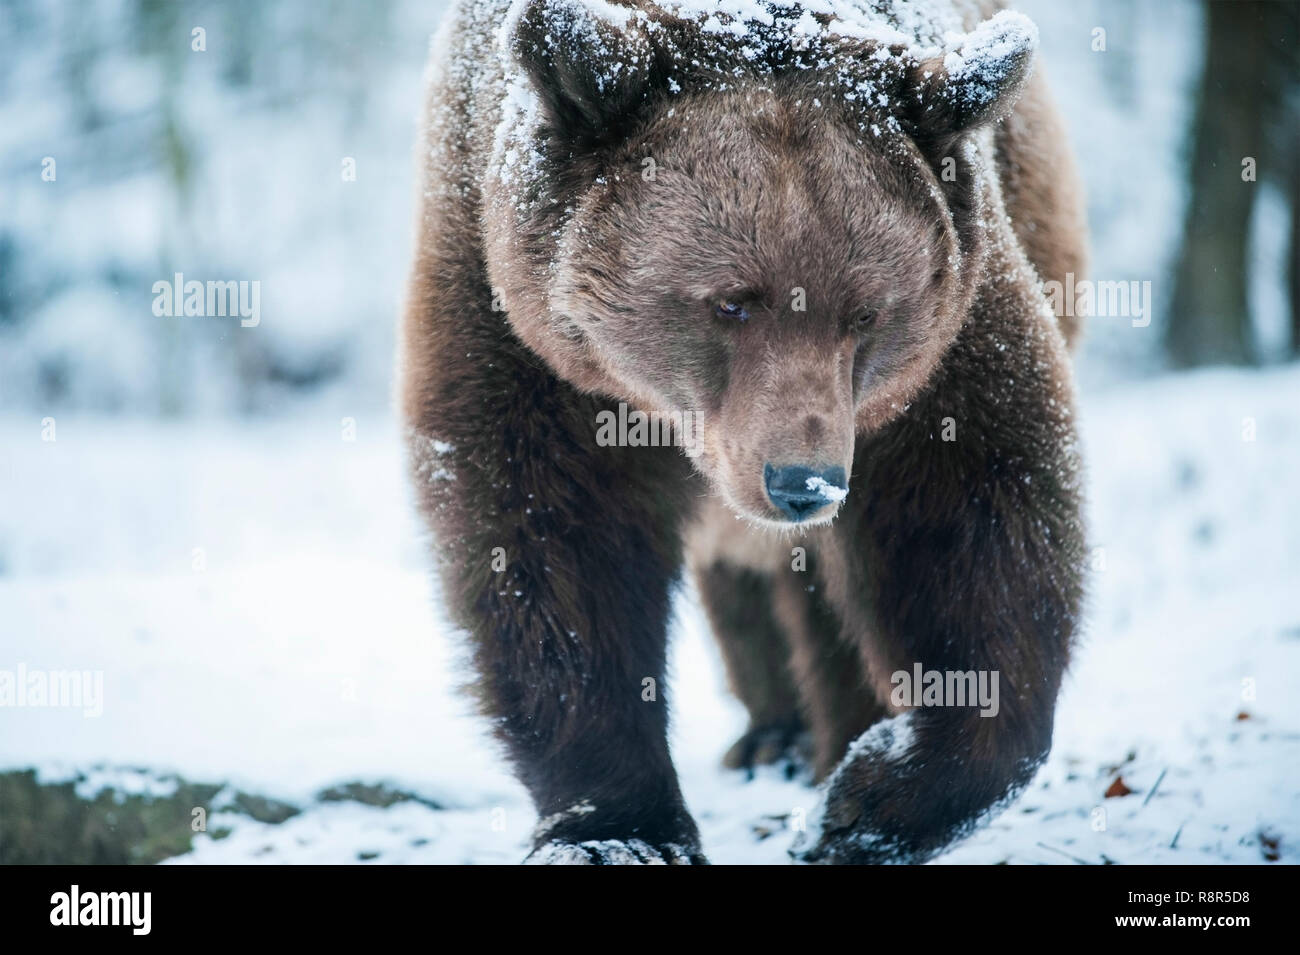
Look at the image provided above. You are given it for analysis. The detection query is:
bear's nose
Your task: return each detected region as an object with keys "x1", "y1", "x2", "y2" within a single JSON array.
[{"x1": 763, "y1": 464, "x2": 848, "y2": 521}]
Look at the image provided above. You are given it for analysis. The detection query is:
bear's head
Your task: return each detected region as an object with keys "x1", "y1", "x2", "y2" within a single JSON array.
[{"x1": 487, "y1": 0, "x2": 1037, "y2": 527}]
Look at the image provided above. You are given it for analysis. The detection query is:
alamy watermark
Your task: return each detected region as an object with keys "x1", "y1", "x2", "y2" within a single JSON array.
[
  {"x1": 1044, "y1": 272, "x2": 1152, "y2": 328},
  {"x1": 595, "y1": 402, "x2": 700, "y2": 455},
  {"x1": 50, "y1": 885, "x2": 150, "y2": 935},
  {"x1": 152, "y1": 272, "x2": 260, "y2": 327},
  {"x1": 890, "y1": 663, "x2": 999, "y2": 717},
  {"x1": 0, "y1": 663, "x2": 103, "y2": 717}
]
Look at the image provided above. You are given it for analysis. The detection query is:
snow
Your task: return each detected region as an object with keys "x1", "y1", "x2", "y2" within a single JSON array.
[
  {"x1": 0, "y1": 0, "x2": 432, "y2": 417},
  {"x1": 938, "y1": 10, "x2": 1037, "y2": 110},
  {"x1": 805, "y1": 475, "x2": 849, "y2": 502},
  {"x1": 2, "y1": 363, "x2": 1297, "y2": 864},
  {"x1": 650, "y1": 0, "x2": 959, "y2": 48}
]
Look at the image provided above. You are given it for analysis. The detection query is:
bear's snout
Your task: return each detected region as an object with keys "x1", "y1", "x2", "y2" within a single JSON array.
[{"x1": 763, "y1": 463, "x2": 848, "y2": 522}]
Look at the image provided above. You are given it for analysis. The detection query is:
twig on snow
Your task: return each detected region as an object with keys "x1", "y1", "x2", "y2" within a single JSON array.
[
  {"x1": 1036, "y1": 841, "x2": 1092, "y2": 865},
  {"x1": 1141, "y1": 767, "x2": 1167, "y2": 808}
]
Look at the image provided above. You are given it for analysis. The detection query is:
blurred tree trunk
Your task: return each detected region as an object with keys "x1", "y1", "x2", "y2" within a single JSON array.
[
  {"x1": 1288, "y1": 77, "x2": 1300, "y2": 359},
  {"x1": 1166, "y1": 1, "x2": 1271, "y2": 367},
  {"x1": 1264, "y1": 5, "x2": 1299, "y2": 357},
  {"x1": 1293, "y1": 151, "x2": 1300, "y2": 354}
]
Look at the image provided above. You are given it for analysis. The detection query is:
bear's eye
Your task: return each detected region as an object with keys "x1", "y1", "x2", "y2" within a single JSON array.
[
  {"x1": 854, "y1": 309, "x2": 878, "y2": 331},
  {"x1": 714, "y1": 300, "x2": 749, "y2": 322}
]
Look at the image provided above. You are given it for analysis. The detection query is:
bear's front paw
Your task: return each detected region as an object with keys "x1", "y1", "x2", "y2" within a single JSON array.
[
  {"x1": 525, "y1": 839, "x2": 707, "y2": 865},
  {"x1": 789, "y1": 713, "x2": 926, "y2": 865},
  {"x1": 790, "y1": 822, "x2": 912, "y2": 865},
  {"x1": 788, "y1": 783, "x2": 913, "y2": 865}
]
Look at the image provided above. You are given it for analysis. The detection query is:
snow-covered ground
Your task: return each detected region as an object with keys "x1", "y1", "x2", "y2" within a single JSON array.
[{"x1": 2, "y1": 364, "x2": 1297, "y2": 864}]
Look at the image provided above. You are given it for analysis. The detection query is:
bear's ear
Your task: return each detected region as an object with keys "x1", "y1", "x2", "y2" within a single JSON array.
[
  {"x1": 506, "y1": 0, "x2": 658, "y2": 145},
  {"x1": 901, "y1": 10, "x2": 1037, "y2": 149}
]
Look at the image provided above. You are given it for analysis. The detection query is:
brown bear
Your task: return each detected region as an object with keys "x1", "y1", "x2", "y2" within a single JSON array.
[{"x1": 400, "y1": 0, "x2": 1087, "y2": 864}]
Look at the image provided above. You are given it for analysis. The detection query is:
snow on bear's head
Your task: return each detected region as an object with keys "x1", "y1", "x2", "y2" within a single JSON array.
[{"x1": 489, "y1": 0, "x2": 1037, "y2": 526}]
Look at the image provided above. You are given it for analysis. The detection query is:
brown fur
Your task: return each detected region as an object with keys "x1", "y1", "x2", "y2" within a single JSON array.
[{"x1": 401, "y1": 0, "x2": 1087, "y2": 864}]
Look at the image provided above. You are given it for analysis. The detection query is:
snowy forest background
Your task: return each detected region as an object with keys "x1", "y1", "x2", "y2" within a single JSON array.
[
  {"x1": 1, "y1": 0, "x2": 1298, "y2": 865},
  {"x1": 3, "y1": 0, "x2": 1298, "y2": 415}
]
